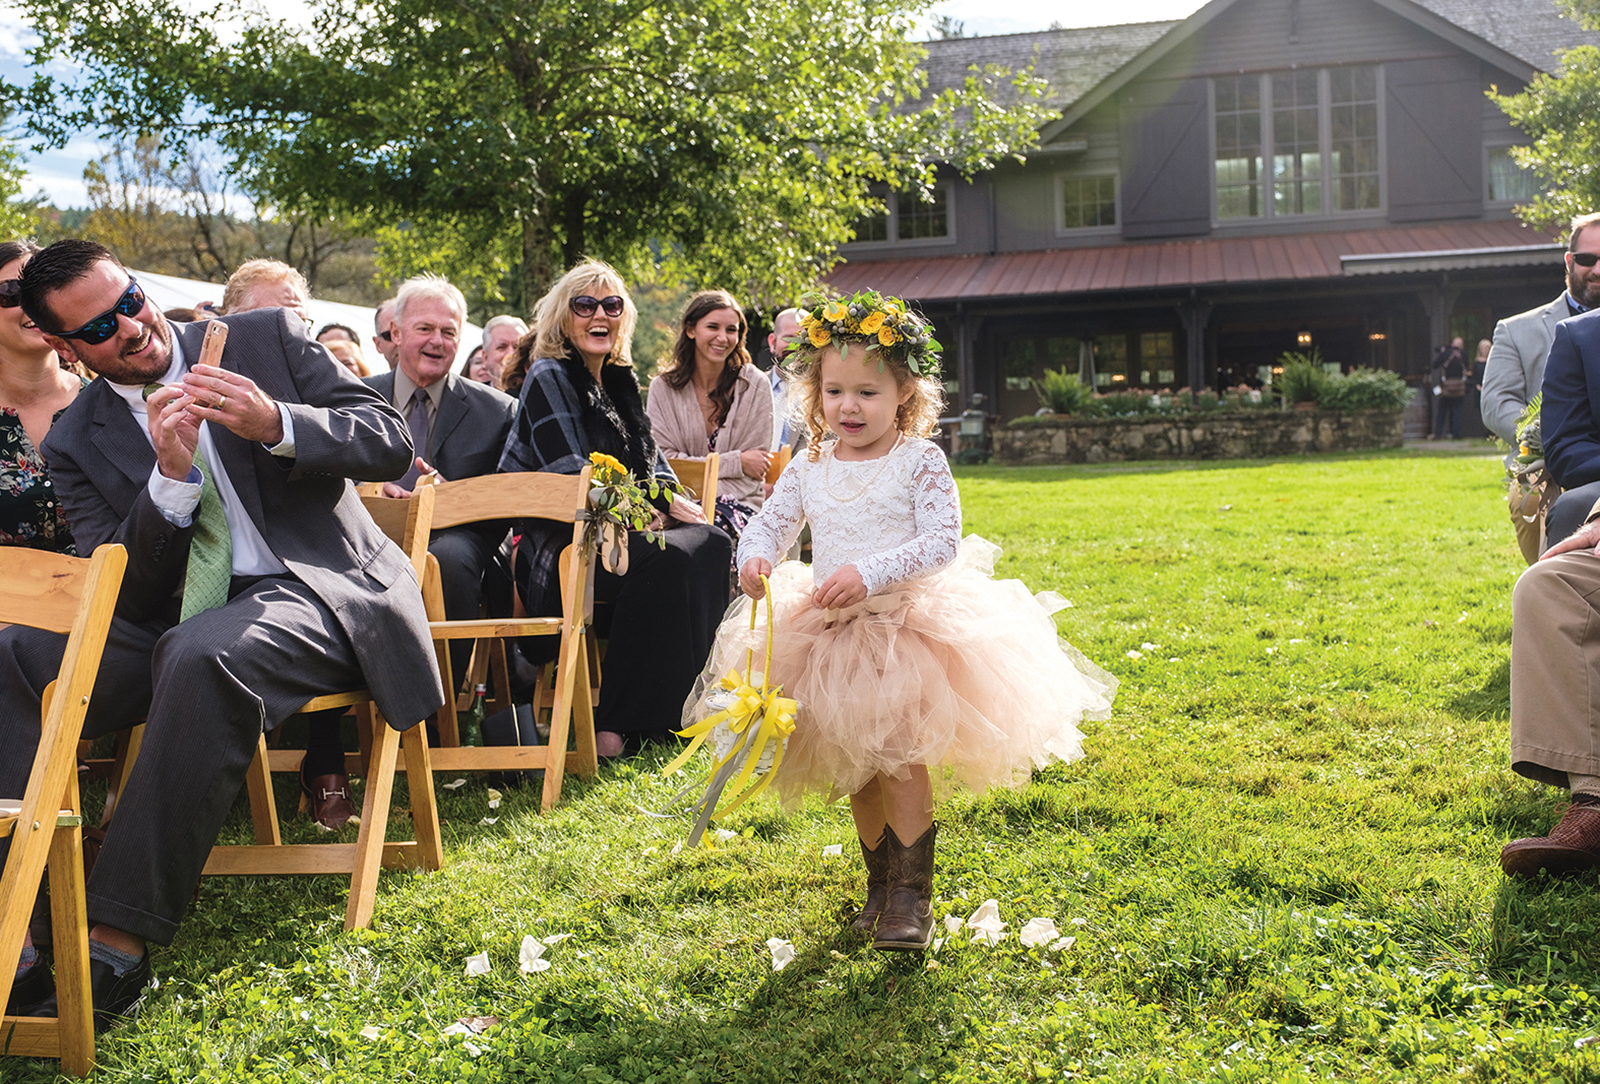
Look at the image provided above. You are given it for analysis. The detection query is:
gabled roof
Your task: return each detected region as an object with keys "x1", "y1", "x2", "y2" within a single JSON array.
[
  {"x1": 920, "y1": 21, "x2": 1178, "y2": 111},
  {"x1": 921, "y1": 0, "x2": 1600, "y2": 143}
]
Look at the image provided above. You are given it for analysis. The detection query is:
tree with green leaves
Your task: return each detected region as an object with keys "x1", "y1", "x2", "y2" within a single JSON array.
[
  {"x1": 1491, "y1": 0, "x2": 1600, "y2": 228},
  {"x1": 4, "y1": 0, "x2": 1047, "y2": 309}
]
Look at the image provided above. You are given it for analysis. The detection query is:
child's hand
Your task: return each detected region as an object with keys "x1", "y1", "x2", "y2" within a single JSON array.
[
  {"x1": 813, "y1": 564, "x2": 866, "y2": 611},
  {"x1": 740, "y1": 558, "x2": 773, "y2": 599}
]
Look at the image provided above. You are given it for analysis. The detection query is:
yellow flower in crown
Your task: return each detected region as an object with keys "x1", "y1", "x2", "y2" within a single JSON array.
[
  {"x1": 589, "y1": 451, "x2": 627, "y2": 476},
  {"x1": 808, "y1": 324, "x2": 832, "y2": 347},
  {"x1": 858, "y1": 311, "x2": 886, "y2": 335},
  {"x1": 877, "y1": 326, "x2": 898, "y2": 347},
  {"x1": 822, "y1": 300, "x2": 849, "y2": 322}
]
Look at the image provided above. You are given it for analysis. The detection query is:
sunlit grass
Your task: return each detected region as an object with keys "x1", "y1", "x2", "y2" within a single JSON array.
[{"x1": 21, "y1": 445, "x2": 1600, "y2": 1083}]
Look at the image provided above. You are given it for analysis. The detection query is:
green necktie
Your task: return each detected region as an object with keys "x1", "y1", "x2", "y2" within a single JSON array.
[{"x1": 180, "y1": 448, "x2": 234, "y2": 621}]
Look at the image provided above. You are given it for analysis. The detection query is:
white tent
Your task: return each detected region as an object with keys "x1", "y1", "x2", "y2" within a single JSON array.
[{"x1": 131, "y1": 268, "x2": 486, "y2": 374}]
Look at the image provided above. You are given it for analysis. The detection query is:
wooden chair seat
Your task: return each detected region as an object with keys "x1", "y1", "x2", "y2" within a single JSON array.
[
  {"x1": 667, "y1": 451, "x2": 720, "y2": 514},
  {"x1": 0, "y1": 543, "x2": 128, "y2": 1077}
]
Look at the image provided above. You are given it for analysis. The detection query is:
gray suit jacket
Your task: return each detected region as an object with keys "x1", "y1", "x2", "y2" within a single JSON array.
[
  {"x1": 40, "y1": 308, "x2": 444, "y2": 729},
  {"x1": 1483, "y1": 293, "x2": 1569, "y2": 445},
  {"x1": 361, "y1": 370, "x2": 517, "y2": 482}
]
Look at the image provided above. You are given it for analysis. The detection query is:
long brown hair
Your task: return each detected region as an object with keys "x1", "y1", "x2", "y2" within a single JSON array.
[{"x1": 656, "y1": 290, "x2": 750, "y2": 428}]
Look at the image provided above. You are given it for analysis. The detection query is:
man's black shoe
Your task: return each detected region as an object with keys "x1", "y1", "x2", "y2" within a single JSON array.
[
  {"x1": 30, "y1": 954, "x2": 151, "y2": 1030},
  {"x1": 6, "y1": 961, "x2": 53, "y2": 1016}
]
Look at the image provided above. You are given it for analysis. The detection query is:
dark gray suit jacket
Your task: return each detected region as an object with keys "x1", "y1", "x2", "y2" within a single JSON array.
[
  {"x1": 362, "y1": 370, "x2": 517, "y2": 481},
  {"x1": 41, "y1": 308, "x2": 444, "y2": 729}
]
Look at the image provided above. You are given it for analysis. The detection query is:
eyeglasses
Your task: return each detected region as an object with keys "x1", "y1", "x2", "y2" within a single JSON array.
[
  {"x1": 378, "y1": 330, "x2": 392, "y2": 342},
  {"x1": 57, "y1": 277, "x2": 147, "y2": 345},
  {"x1": 570, "y1": 295, "x2": 625, "y2": 318},
  {"x1": 1574, "y1": 252, "x2": 1600, "y2": 268},
  {"x1": 0, "y1": 279, "x2": 19, "y2": 309}
]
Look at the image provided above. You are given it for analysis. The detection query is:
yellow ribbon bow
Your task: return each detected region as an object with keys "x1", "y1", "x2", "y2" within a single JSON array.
[{"x1": 662, "y1": 575, "x2": 798, "y2": 830}]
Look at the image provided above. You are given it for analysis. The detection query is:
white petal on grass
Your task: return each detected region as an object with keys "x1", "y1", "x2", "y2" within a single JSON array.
[
  {"x1": 479, "y1": 817, "x2": 499, "y2": 826},
  {"x1": 486, "y1": 788, "x2": 503, "y2": 802},
  {"x1": 1140, "y1": 642, "x2": 1159, "y2": 651},
  {"x1": 359, "y1": 1025, "x2": 383, "y2": 1040},
  {"x1": 519, "y1": 935, "x2": 551, "y2": 973},
  {"x1": 943, "y1": 915, "x2": 964, "y2": 934},
  {"x1": 1125, "y1": 650, "x2": 1143, "y2": 660},
  {"x1": 1049, "y1": 936, "x2": 1077, "y2": 952},
  {"x1": 464, "y1": 952, "x2": 491, "y2": 977},
  {"x1": 488, "y1": 798, "x2": 501, "y2": 810},
  {"x1": 766, "y1": 937, "x2": 796, "y2": 971},
  {"x1": 464, "y1": 1041, "x2": 483, "y2": 1057},
  {"x1": 442, "y1": 1022, "x2": 472, "y2": 1036},
  {"x1": 1019, "y1": 917, "x2": 1060, "y2": 948},
  {"x1": 821, "y1": 844, "x2": 843, "y2": 857},
  {"x1": 714, "y1": 828, "x2": 737, "y2": 843},
  {"x1": 442, "y1": 778, "x2": 467, "y2": 790},
  {"x1": 542, "y1": 932, "x2": 573, "y2": 945},
  {"x1": 965, "y1": 899, "x2": 1007, "y2": 945}
]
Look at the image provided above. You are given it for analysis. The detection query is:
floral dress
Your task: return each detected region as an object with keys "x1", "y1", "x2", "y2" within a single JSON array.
[{"x1": 0, "y1": 392, "x2": 82, "y2": 555}]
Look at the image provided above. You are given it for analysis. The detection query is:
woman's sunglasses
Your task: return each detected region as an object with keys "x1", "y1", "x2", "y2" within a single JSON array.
[
  {"x1": 0, "y1": 279, "x2": 20, "y2": 309},
  {"x1": 57, "y1": 277, "x2": 148, "y2": 345},
  {"x1": 569, "y1": 295, "x2": 625, "y2": 318}
]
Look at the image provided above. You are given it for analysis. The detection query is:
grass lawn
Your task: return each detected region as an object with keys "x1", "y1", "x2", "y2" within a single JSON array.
[{"x1": 17, "y1": 445, "x2": 1597, "y2": 1083}]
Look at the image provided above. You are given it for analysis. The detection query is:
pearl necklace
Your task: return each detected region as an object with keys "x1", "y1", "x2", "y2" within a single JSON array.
[{"x1": 823, "y1": 435, "x2": 903, "y2": 503}]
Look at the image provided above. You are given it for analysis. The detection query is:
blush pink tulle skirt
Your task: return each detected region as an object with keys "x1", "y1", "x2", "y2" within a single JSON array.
[{"x1": 682, "y1": 535, "x2": 1118, "y2": 805}]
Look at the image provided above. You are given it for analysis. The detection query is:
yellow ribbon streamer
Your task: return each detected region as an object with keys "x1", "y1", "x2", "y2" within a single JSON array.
[{"x1": 663, "y1": 574, "x2": 798, "y2": 823}]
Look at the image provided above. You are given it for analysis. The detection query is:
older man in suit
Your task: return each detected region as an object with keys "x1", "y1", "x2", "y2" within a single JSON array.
[
  {"x1": 0, "y1": 240, "x2": 441, "y2": 1024},
  {"x1": 367, "y1": 276, "x2": 518, "y2": 684},
  {"x1": 1483, "y1": 212, "x2": 1600, "y2": 561}
]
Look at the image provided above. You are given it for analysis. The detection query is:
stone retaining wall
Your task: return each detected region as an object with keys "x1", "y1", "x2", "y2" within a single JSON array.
[{"x1": 993, "y1": 410, "x2": 1405, "y2": 465}]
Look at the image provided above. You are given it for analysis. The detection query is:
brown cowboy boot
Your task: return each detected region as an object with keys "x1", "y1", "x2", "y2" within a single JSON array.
[
  {"x1": 872, "y1": 822, "x2": 937, "y2": 952},
  {"x1": 1501, "y1": 802, "x2": 1600, "y2": 876},
  {"x1": 849, "y1": 832, "x2": 889, "y2": 935}
]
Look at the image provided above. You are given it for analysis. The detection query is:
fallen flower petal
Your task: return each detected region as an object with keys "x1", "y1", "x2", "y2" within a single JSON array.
[
  {"x1": 943, "y1": 915, "x2": 964, "y2": 933},
  {"x1": 829, "y1": 950, "x2": 849, "y2": 960},
  {"x1": 714, "y1": 828, "x2": 737, "y2": 843},
  {"x1": 359, "y1": 1025, "x2": 382, "y2": 1041},
  {"x1": 464, "y1": 952, "x2": 491, "y2": 977},
  {"x1": 966, "y1": 899, "x2": 1007, "y2": 946},
  {"x1": 487, "y1": 798, "x2": 501, "y2": 810},
  {"x1": 442, "y1": 778, "x2": 467, "y2": 790},
  {"x1": 821, "y1": 844, "x2": 843, "y2": 857},
  {"x1": 519, "y1": 935, "x2": 547, "y2": 973},
  {"x1": 442, "y1": 1022, "x2": 471, "y2": 1037},
  {"x1": 1125, "y1": 649, "x2": 1143, "y2": 660},
  {"x1": 767, "y1": 937, "x2": 796, "y2": 971},
  {"x1": 486, "y1": 788, "x2": 503, "y2": 802},
  {"x1": 1019, "y1": 917, "x2": 1060, "y2": 948},
  {"x1": 1049, "y1": 936, "x2": 1077, "y2": 952},
  {"x1": 479, "y1": 817, "x2": 499, "y2": 826}
]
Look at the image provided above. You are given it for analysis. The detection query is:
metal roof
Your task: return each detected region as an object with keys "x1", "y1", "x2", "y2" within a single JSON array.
[{"x1": 826, "y1": 219, "x2": 1561, "y2": 302}]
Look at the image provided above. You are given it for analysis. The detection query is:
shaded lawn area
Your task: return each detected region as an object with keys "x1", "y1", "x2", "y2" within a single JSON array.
[{"x1": 19, "y1": 445, "x2": 1600, "y2": 1083}]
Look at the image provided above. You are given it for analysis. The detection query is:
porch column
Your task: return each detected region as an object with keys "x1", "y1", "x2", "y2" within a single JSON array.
[
  {"x1": 1178, "y1": 297, "x2": 1213, "y2": 390},
  {"x1": 1416, "y1": 274, "x2": 1460, "y2": 356}
]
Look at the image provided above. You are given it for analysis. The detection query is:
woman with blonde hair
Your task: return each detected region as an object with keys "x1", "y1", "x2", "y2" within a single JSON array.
[
  {"x1": 645, "y1": 290, "x2": 773, "y2": 543},
  {"x1": 498, "y1": 259, "x2": 731, "y2": 757}
]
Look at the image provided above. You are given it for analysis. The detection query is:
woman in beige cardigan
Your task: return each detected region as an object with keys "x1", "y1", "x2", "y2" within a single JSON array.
[{"x1": 646, "y1": 289, "x2": 774, "y2": 543}]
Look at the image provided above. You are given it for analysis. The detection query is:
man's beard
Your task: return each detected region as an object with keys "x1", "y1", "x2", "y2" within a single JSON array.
[
  {"x1": 88, "y1": 317, "x2": 173, "y2": 385},
  {"x1": 1569, "y1": 265, "x2": 1600, "y2": 310}
]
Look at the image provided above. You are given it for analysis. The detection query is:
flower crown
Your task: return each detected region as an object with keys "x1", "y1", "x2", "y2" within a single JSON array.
[{"x1": 789, "y1": 290, "x2": 942, "y2": 377}]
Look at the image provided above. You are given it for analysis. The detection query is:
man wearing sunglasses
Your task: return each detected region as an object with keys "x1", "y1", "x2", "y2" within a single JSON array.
[
  {"x1": 1482, "y1": 212, "x2": 1600, "y2": 561},
  {"x1": 0, "y1": 239, "x2": 442, "y2": 1026},
  {"x1": 372, "y1": 297, "x2": 398, "y2": 368}
]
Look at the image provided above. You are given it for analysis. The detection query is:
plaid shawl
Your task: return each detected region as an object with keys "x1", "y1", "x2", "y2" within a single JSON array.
[{"x1": 498, "y1": 351, "x2": 675, "y2": 618}]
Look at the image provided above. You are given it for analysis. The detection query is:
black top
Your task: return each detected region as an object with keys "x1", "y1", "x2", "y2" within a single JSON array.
[{"x1": 0, "y1": 380, "x2": 87, "y2": 554}]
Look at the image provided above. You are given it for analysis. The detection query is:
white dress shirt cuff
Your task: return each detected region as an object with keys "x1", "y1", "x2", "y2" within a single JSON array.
[
  {"x1": 267, "y1": 401, "x2": 296, "y2": 457},
  {"x1": 149, "y1": 464, "x2": 201, "y2": 528}
]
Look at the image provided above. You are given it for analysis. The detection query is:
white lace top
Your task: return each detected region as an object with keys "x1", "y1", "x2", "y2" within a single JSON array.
[{"x1": 735, "y1": 437, "x2": 962, "y2": 595}]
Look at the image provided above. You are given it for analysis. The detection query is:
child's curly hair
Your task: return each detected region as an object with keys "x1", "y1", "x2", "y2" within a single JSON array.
[{"x1": 785, "y1": 341, "x2": 945, "y2": 460}]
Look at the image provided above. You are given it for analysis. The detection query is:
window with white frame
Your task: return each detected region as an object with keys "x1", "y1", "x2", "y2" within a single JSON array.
[
  {"x1": 1059, "y1": 174, "x2": 1117, "y2": 230},
  {"x1": 848, "y1": 184, "x2": 955, "y2": 244},
  {"x1": 1215, "y1": 65, "x2": 1380, "y2": 220},
  {"x1": 1487, "y1": 146, "x2": 1539, "y2": 203}
]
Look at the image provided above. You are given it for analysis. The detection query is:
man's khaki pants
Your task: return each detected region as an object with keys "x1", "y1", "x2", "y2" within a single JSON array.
[{"x1": 1511, "y1": 553, "x2": 1600, "y2": 787}]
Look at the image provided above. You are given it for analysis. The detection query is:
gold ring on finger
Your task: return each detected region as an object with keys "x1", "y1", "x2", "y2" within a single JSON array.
[{"x1": 216, "y1": 396, "x2": 227, "y2": 409}]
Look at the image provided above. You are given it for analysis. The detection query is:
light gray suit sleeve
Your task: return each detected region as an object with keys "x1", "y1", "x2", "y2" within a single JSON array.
[{"x1": 1482, "y1": 318, "x2": 1529, "y2": 445}]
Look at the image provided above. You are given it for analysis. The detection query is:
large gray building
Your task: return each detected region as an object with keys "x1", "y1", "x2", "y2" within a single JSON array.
[{"x1": 826, "y1": 0, "x2": 1600, "y2": 423}]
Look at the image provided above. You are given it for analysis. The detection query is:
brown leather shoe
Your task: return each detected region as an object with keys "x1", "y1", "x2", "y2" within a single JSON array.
[
  {"x1": 872, "y1": 822, "x2": 937, "y2": 952},
  {"x1": 300, "y1": 765, "x2": 356, "y2": 830},
  {"x1": 849, "y1": 833, "x2": 889, "y2": 936},
  {"x1": 1501, "y1": 803, "x2": 1600, "y2": 876}
]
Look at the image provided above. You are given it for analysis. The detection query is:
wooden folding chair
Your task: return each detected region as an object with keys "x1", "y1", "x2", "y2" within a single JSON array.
[
  {"x1": 424, "y1": 469, "x2": 600, "y2": 811},
  {"x1": 101, "y1": 489, "x2": 443, "y2": 931},
  {"x1": 765, "y1": 444, "x2": 792, "y2": 485},
  {"x1": 668, "y1": 451, "x2": 720, "y2": 515},
  {"x1": 0, "y1": 543, "x2": 127, "y2": 1077}
]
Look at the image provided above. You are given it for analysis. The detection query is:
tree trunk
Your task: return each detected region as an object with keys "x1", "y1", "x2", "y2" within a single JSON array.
[{"x1": 521, "y1": 209, "x2": 554, "y2": 313}]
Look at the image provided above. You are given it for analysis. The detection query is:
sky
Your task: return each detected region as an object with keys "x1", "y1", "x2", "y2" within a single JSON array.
[{"x1": 2, "y1": 0, "x2": 1209, "y2": 210}]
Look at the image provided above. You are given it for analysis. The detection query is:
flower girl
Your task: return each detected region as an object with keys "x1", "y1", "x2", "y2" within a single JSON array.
[{"x1": 684, "y1": 292, "x2": 1116, "y2": 951}]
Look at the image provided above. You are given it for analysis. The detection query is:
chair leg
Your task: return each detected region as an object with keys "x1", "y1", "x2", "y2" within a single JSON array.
[
  {"x1": 345, "y1": 719, "x2": 400, "y2": 931},
  {"x1": 570, "y1": 646, "x2": 598, "y2": 780},
  {"x1": 489, "y1": 640, "x2": 513, "y2": 716},
  {"x1": 400, "y1": 724, "x2": 443, "y2": 872},
  {"x1": 542, "y1": 635, "x2": 585, "y2": 811},
  {"x1": 47, "y1": 822, "x2": 94, "y2": 1076},
  {"x1": 100, "y1": 725, "x2": 143, "y2": 829},
  {"x1": 245, "y1": 735, "x2": 281, "y2": 847}
]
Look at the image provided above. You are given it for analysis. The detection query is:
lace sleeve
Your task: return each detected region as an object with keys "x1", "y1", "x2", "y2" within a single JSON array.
[
  {"x1": 735, "y1": 458, "x2": 804, "y2": 567},
  {"x1": 855, "y1": 442, "x2": 962, "y2": 595}
]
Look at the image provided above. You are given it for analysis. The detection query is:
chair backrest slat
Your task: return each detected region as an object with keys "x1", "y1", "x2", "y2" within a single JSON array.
[
  {"x1": 667, "y1": 452, "x2": 718, "y2": 513},
  {"x1": 430, "y1": 471, "x2": 590, "y2": 530},
  {"x1": 359, "y1": 484, "x2": 436, "y2": 583},
  {"x1": 0, "y1": 548, "x2": 98, "y2": 633}
]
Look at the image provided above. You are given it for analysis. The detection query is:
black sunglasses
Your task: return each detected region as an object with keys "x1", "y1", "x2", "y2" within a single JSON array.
[
  {"x1": 1574, "y1": 252, "x2": 1600, "y2": 268},
  {"x1": 379, "y1": 330, "x2": 392, "y2": 342},
  {"x1": 0, "y1": 278, "x2": 18, "y2": 309},
  {"x1": 57, "y1": 277, "x2": 147, "y2": 345},
  {"x1": 570, "y1": 295, "x2": 624, "y2": 318}
]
